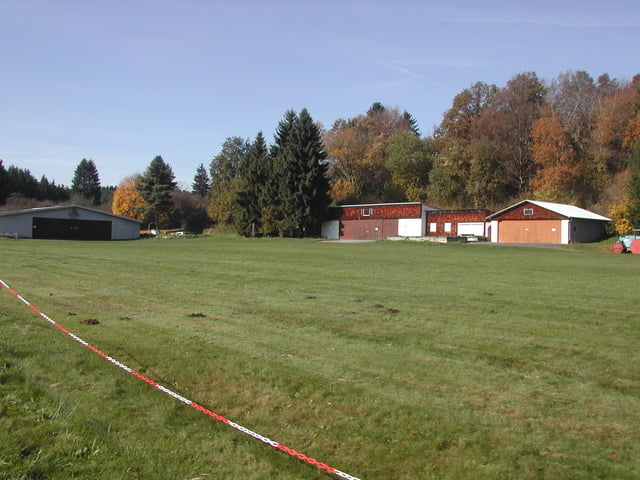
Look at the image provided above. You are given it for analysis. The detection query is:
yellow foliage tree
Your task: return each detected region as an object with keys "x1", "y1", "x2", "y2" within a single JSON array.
[
  {"x1": 608, "y1": 198, "x2": 633, "y2": 235},
  {"x1": 112, "y1": 175, "x2": 146, "y2": 220}
]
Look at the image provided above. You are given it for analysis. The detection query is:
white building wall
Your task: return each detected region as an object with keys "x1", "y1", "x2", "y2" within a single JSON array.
[
  {"x1": 490, "y1": 220, "x2": 499, "y2": 242},
  {"x1": 0, "y1": 215, "x2": 32, "y2": 237},
  {"x1": 457, "y1": 222, "x2": 485, "y2": 236},
  {"x1": 398, "y1": 218, "x2": 423, "y2": 237},
  {"x1": 561, "y1": 219, "x2": 570, "y2": 244}
]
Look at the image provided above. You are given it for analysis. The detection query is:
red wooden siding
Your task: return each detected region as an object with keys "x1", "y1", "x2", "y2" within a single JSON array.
[
  {"x1": 339, "y1": 203, "x2": 422, "y2": 221},
  {"x1": 491, "y1": 202, "x2": 564, "y2": 221},
  {"x1": 426, "y1": 210, "x2": 490, "y2": 237},
  {"x1": 341, "y1": 219, "x2": 398, "y2": 240}
]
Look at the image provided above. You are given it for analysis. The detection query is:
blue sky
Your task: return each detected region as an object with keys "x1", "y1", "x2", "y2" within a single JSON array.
[{"x1": 1, "y1": 0, "x2": 639, "y2": 188}]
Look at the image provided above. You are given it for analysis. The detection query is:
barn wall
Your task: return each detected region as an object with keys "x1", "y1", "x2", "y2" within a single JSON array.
[
  {"x1": 340, "y1": 203, "x2": 422, "y2": 220},
  {"x1": 492, "y1": 202, "x2": 563, "y2": 221},
  {"x1": 569, "y1": 219, "x2": 608, "y2": 243},
  {"x1": 426, "y1": 210, "x2": 490, "y2": 237},
  {"x1": 341, "y1": 218, "x2": 398, "y2": 240},
  {"x1": 0, "y1": 215, "x2": 33, "y2": 238},
  {"x1": 111, "y1": 219, "x2": 141, "y2": 240}
]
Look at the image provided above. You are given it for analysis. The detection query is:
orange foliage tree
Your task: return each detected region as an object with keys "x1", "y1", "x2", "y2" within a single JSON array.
[
  {"x1": 530, "y1": 113, "x2": 580, "y2": 203},
  {"x1": 111, "y1": 175, "x2": 146, "y2": 219}
]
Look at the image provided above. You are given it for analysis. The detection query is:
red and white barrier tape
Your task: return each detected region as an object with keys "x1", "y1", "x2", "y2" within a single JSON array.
[{"x1": 0, "y1": 279, "x2": 364, "y2": 480}]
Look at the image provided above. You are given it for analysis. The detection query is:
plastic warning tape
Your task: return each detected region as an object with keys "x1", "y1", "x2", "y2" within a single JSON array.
[{"x1": 0, "y1": 279, "x2": 363, "y2": 480}]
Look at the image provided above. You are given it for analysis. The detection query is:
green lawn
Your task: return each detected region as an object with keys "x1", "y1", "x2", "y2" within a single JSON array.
[{"x1": 1, "y1": 236, "x2": 639, "y2": 479}]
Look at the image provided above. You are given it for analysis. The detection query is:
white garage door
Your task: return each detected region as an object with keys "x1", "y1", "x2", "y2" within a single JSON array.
[{"x1": 458, "y1": 222, "x2": 485, "y2": 236}]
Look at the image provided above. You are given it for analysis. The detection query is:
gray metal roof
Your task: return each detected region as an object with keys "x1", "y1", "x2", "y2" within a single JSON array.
[{"x1": 0, "y1": 204, "x2": 142, "y2": 223}]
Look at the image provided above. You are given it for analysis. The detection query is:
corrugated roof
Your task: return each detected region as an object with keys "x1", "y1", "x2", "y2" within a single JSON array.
[{"x1": 487, "y1": 200, "x2": 611, "y2": 221}]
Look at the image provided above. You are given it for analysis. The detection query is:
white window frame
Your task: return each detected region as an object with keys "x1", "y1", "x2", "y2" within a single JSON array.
[
  {"x1": 360, "y1": 207, "x2": 374, "y2": 216},
  {"x1": 523, "y1": 208, "x2": 534, "y2": 215},
  {"x1": 429, "y1": 222, "x2": 437, "y2": 233},
  {"x1": 444, "y1": 222, "x2": 452, "y2": 233}
]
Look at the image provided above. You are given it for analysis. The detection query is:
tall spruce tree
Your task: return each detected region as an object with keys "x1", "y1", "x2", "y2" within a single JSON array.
[
  {"x1": 236, "y1": 132, "x2": 269, "y2": 236},
  {"x1": 0, "y1": 160, "x2": 8, "y2": 204},
  {"x1": 266, "y1": 110, "x2": 298, "y2": 236},
  {"x1": 192, "y1": 163, "x2": 210, "y2": 197},
  {"x1": 629, "y1": 139, "x2": 640, "y2": 228},
  {"x1": 136, "y1": 155, "x2": 177, "y2": 229},
  {"x1": 71, "y1": 159, "x2": 101, "y2": 205},
  {"x1": 280, "y1": 108, "x2": 331, "y2": 237}
]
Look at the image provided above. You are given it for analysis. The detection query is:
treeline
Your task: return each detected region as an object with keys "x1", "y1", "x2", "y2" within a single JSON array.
[
  {"x1": 112, "y1": 109, "x2": 330, "y2": 237},
  {"x1": 0, "y1": 158, "x2": 113, "y2": 209},
  {"x1": 0, "y1": 162, "x2": 71, "y2": 205},
  {"x1": 5, "y1": 69, "x2": 640, "y2": 235},
  {"x1": 324, "y1": 72, "x2": 640, "y2": 214},
  {"x1": 199, "y1": 70, "x2": 640, "y2": 236}
]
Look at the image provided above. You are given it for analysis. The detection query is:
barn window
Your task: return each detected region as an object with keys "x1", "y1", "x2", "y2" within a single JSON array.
[
  {"x1": 429, "y1": 222, "x2": 437, "y2": 233},
  {"x1": 523, "y1": 208, "x2": 534, "y2": 215},
  {"x1": 444, "y1": 222, "x2": 452, "y2": 233},
  {"x1": 360, "y1": 208, "x2": 374, "y2": 216}
]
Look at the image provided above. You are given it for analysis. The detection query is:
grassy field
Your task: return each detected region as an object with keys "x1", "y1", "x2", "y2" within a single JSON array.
[{"x1": 1, "y1": 235, "x2": 639, "y2": 480}]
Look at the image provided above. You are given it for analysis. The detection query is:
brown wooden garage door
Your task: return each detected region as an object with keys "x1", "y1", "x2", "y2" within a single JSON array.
[
  {"x1": 341, "y1": 219, "x2": 398, "y2": 240},
  {"x1": 498, "y1": 220, "x2": 561, "y2": 243}
]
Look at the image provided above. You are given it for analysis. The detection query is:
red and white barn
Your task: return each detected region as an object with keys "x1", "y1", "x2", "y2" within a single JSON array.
[
  {"x1": 321, "y1": 202, "x2": 436, "y2": 240},
  {"x1": 487, "y1": 200, "x2": 611, "y2": 244}
]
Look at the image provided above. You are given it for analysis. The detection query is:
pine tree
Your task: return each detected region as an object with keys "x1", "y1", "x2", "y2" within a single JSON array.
[
  {"x1": 402, "y1": 110, "x2": 420, "y2": 136},
  {"x1": 192, "y1": 163, "x2": 210, "y2": 197},
  {"x1": 0, "y1": 160, "x2": 8, "y2": 204},
  {"x1": 265, "y1": 110, "x2": 298, "y2": 236},
  {"x1": 629, "y1": 139, "x2": 640, "y2": 228},
  {"x1": 236, "y1": 132, "x2": 269, "y2": 236},
  {"x1": 280, "y1": 109, "x2": 331, "y2": 237},
  {"x1": 71, "y1": 159, "x2": 101, "y2": 205},
  {"x1": 136, "y1": 156, "x2": 177, "y2": 229}
]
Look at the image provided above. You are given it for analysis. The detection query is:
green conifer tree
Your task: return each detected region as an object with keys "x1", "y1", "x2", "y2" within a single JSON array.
[
  {"x1": 236, "y1": 132, "x2": 269, "y2": 237},
  {"x1": 629, "y1": 139, "x2": 640, "y2": 228},
  {"x1": 71, "y1": 159, "x2": 101, "y2": 205},
  {"x1": 136, "y1": 155, "x2": 177, "y2": 229},
  {"x1": 192, "y1": 163, "x2": 210, "y2": 197},
  {"x1": 280, "y1": 109, "x2": 331, "y2": 237}
]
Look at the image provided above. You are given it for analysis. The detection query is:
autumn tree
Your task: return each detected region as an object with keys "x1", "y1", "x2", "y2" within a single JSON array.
[
  {"x1": 136, "y1": 156, "x2": 177, "y2": 228},
  {"x1": 325, "y1": 103, "x2": 420, "y2": 203},
  {"x1": 472, "y1": 72, "x2": 545, "y2": 196},
  {"x1": 71, "y1": 159, "x2": 101, "y2": 205},
  {"x1": 435, "y1": 81, "x2": 498, "y2": 142},
  {"x1": 530, "y1": 113, "x2": 580, "y2": 203},
  {"x1": 592, "y1": 76, "x2": 639, "y2": 174},
  {"x1": 112, "y1": 175, "x2": 146, "y2": 219}
]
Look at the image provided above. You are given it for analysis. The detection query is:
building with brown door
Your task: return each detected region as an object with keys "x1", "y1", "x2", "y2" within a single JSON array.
[{"x1": 486, "y1": 200, "x2": 611, "y2": 244}]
